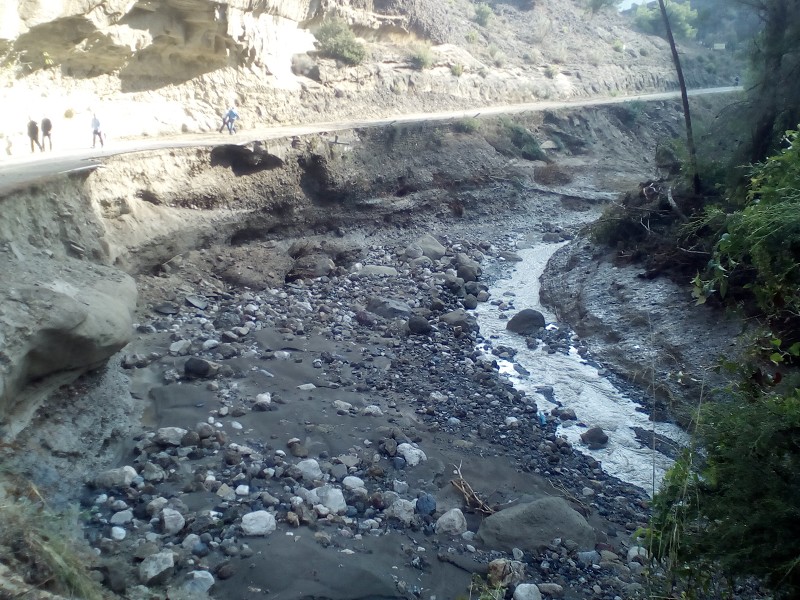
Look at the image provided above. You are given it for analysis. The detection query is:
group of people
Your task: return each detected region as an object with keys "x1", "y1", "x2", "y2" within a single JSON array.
[
  {"x1": 26, "y1": 118, "x2": 53, "y2": 152},
  {"x1": 24, "y1": 113, "x2": 105, "y2": 152},
  {"x1": 23, "y1": 107, "x2": 236, "y2": 155}
]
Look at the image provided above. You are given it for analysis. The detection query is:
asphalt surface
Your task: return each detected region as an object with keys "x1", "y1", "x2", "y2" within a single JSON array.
[{"x1": 0, "y1": 86, "x2": 741, "y2": 197}]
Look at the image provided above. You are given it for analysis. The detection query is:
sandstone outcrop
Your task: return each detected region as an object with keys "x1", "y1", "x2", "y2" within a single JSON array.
[{"x1": 0, "y1": 249, "x2": 136, "y2": 427}]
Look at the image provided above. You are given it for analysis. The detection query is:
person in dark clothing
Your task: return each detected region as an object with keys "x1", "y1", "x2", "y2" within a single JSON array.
[
  {"x1": 92, "y1": 114, "x2": 104, "y2": 148},
  {"x1": 27, "y1": 119, "x2": 43, "y2": 152},
  {"x1": 41, "y1": 117, "x2": 52, "y2": 151}
]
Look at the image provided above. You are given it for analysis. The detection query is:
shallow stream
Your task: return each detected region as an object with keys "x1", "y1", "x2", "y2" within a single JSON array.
[{"x1": 476, "y1": 242, "x2": 689, "y2": 493}]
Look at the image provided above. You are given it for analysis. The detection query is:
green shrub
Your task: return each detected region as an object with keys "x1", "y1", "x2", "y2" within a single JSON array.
[
  {"x1": 409, "y1": 44, "x2": 433, "y2": 70},
  {"x1": 544, "y1": 65, "x2": 557, "y2": 78},
  {"x1": 315, "y1": 18, "x2": 366, "y2": 65},
  {"x1": 0, "y1": 498, "x2": 105, "y2": 600},
  {"x1": 508, "y1": 122, "x2": 546, "y2": 161},
  {"x1": 450, "y1": 63, "x2": 464, "y2": 77},
  {"x1": 612, "y1": 39, "x2": 624, "y2": 53},
  {"x1": 474, "y1": 3, "x2": 493, "y2": 27},
  {"x1": 465, "y1": 29, "x2": 479, "y2": 44},
  {"x1": 453, "y1": 118, "x2": 480, "y2": 133},
  {"x1": 699, "y1": 128, "x2": 800, "y2": 320}
]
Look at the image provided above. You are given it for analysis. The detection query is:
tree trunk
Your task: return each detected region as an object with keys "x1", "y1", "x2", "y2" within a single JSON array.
[{"x1": 658, "y1": 0, "x2": 700, "y2": 194}]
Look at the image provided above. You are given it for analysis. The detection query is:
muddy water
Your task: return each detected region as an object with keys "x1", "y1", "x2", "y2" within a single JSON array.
[{"x1": 476, "y1": 243, "x2": 689, "y2": 494}]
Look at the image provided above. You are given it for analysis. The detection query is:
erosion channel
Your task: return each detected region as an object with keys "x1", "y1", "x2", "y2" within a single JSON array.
[{"x1": 0, "y1": 101, "x2": 735, "y2": 600}]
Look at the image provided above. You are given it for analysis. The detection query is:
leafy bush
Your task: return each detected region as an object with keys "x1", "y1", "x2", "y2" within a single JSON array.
[
  {"x1": 507, "y1": 122, "x2": 546, "y2": 161},
  {"x1": 612, "y1": 39, "x2": 624, "y2": 53},
  {"x1": 315, "y1": 18, "x2": 366, "y2": 65},
  {"x1": 635, "y1": 0, "x2": 698, "y2": 40},
  {"x1": 450, "y1": 63, "x2": 464, "y2": 77},
  {"x1": 409, "y1": 44, "x2": 433, "y2": 70},
  {"x1": 699, "y1": 129, "x2": 800, "y2": 321},
  {"x1": 474, "y1": 3, "x2": 493, "y2": 27},
  {"x1": 465, "y1": 29, "x2": 479, "y2": 44},
  {"x1": 453, "y1": 118, "x2": 480, "y2": 133},
  {"x1": 544, "y1": 65, "x2": 557, "y2": 78}
]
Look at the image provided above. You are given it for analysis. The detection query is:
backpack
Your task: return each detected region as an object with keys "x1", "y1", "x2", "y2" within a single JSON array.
[{"x1": 42, "y1": 118, "x2": 52, "y2": 132}]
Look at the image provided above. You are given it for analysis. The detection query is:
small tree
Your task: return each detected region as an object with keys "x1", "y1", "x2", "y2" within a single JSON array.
[
  {"x1": 474, "y1": 3, "x2": 493, "y2": 26},
  {"x1": 315, "y1": 18, "x2": 366, "y2": 65}
]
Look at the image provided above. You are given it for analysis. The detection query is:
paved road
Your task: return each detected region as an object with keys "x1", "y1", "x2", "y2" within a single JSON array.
[{"x1": 0, "y1": 86, "x2": 740, "y2": 197}]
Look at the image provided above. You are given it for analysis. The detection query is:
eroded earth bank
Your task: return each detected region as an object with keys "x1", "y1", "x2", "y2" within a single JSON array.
[{"x1": 0, "y1": 100, "x2": 741, "y2": 600}]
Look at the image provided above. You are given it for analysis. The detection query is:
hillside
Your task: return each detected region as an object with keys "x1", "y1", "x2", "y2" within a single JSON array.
[{"x1": 0, "y1": 0, "x2": 733, "y2": 153}]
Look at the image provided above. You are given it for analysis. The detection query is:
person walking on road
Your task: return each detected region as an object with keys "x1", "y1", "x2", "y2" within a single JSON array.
[
  {"x1": 219, "y1": 107, "x2": 239, "y2": 134},
  {"x1": 41, "y1": 117, "x2": 52, "y2": 151},
  {"x1": 92, "y1": 114, "x2": 104, "y2": 148},
  {"x1": 27, "y1": 119, "x2": 43, "y2": 152}
]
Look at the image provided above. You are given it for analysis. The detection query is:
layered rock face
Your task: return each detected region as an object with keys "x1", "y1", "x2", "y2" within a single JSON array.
[{"x1": 1, "y1": 0, "x2": 321, "y2": 84}]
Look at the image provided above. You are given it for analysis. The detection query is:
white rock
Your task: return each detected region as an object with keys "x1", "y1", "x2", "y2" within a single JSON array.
[
  {"x1": 316, "y1": 485, "x2": 347, "y2": 514},
  {"x1": 297, "y1": 383, "x2": 316, "y2": 391},
  {"x1": 296, "y1": 459, "x2": 323, "y2": 480},
  {"x1": 434, "y1": 508, "x2": 468, "y2": 536},
  {"x1": 235, "y1": 484, "x2": 250, "y2": 496},
  {"x1": 110, "y1": 509, "x2": 133, "y2": 525},
  {"x1": 256, "y1": 392, "x2": 272, "y2": 404},
  {"x1": 505, "y1": 416, "x2": 520, "y2": 427},
  {"x1": 139, "y1": 551, "x2": 175, "y2": 585},
  {"x1": 154, "y1": 427, "x2": 187, "y2": 446},
  {"x1": 333, "y1": 399, "x2": 352, "y2": 411},
  {"x1": 161, "y1": 508, "x2": 185, "y2": 535},
  {"x1": 184, "y1": 570, "x2": 215, "y2": 594},
  {"x1": 513, "y1": 584, "x2": 542, "y2": 600},
  {"x1": 231, "y1": 421, "x2": 243, "y2": 430},
  {"x1": 385, "y1": 499, "x2": 415, "y2": 525},
  {"x1": 397, "y1": 443, "x2": 427, "y2": 466},
  {"x1": 169, "y1": 340, "x2": 192, "y2": 355},
  {"x1": 274, "y1": 351, "x2": 291, "y2": 360},
  {"x1": 241, "y1": 511, "x2": 277, "y2": 536},
  {"x1": 111, "y1": 526, "x2": 127, "y2": 541},
  {"x1": 94, "y1": 466, "x2": 138, "y2": 489},
  {"x1": 363, "y1": 405, "x2": 383, "y2": 416},
  {"x1": 147, "y1": 497, "x2": 169, "y2": 516},
  {"x1": 202, "y1": 339, "x2": 220, "y2": 350},
  {"x1": 342, "y1": 476, "x2": 365, "y2": 490}
]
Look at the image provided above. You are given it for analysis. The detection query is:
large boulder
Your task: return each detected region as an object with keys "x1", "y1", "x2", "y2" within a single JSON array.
[
  {"x1": 415, "y1": 234, "x2": 446, "y2": 260},
  {"x1": 366, "y1": 297, "x2": 412, "y2": 319},
  {"x1": 477, "y1": 497, "x2": 595, "y2": 552},
  {"x1": 288, "y1": 254, "x2": 335, "y2": 280},
  {"x1": 506, "y1": 309, "x2": 546, "y2": 334},
  {"x1": 0, "y1": 253, "x2": 136, "y2": 424}
]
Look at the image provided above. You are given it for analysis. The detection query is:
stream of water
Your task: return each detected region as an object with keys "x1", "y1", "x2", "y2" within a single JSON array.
[{"x1": 476, "y1": 242, "x2": 689, "y2": 494}]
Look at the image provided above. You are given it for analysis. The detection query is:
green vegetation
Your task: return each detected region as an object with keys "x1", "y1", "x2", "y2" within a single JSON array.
[
  {"x1": 474, "y1": 3, "x2": 493, "y2": 27},
  {"x1": 506, "y1": 121, "x2": 546, "y2": 161},
  {"x1": 636, "y1": 132, "x2": 800, "y2": 599},
  {"x1": 409, "y1": 44, "x2": 433, "y2": 70},
  {"x1": 465, "y1": 29, "x2": 479, "y2": 44},
  {"x1": 315, "y1": 18, "x2": 366, "y2": 65},
  {"x1": 450, "y1": 63, "x2": 464, "y2": 77},
  {"x1": 611, "y1": 39, "x2": 624, "y2": 53},
  {"x1": 0, "y1": 491, "x2": 105, "y2": 600},
  {"x1": 634, "y1": 0, "x2": 698, "y2": 40},
  {"x1": 544, "y1": 65, "x2": 557, "y2": 78},
  {"x1": 453, "y1": 118, "x2": 480, "y2": 134}
]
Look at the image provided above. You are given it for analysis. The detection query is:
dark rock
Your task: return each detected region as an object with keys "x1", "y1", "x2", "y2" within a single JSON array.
[
  {"x1": 408, "y1": 315, "x2": 432, "y2": 335},
  {"x1": 581, "y1": 427, "x2": 609, "y2": 449},
  {"x1": 415, "y1": 493, "x2": 437, "y2": 516},
  {"x1": 506, "y1": 309, "x2": 546, "y2": 335},
  {"x1": 153, "y1": 303, "x2": 179, "y2": 315},
  {"x1": 462, "y1": 295, "x2": 478, "y2": 310},
  {"x1": 184, "y1": 357, "x2": 219, "y2": 378},
  {"x1": 185, "y1": 295, "x2": 209, "y2": 310}
]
